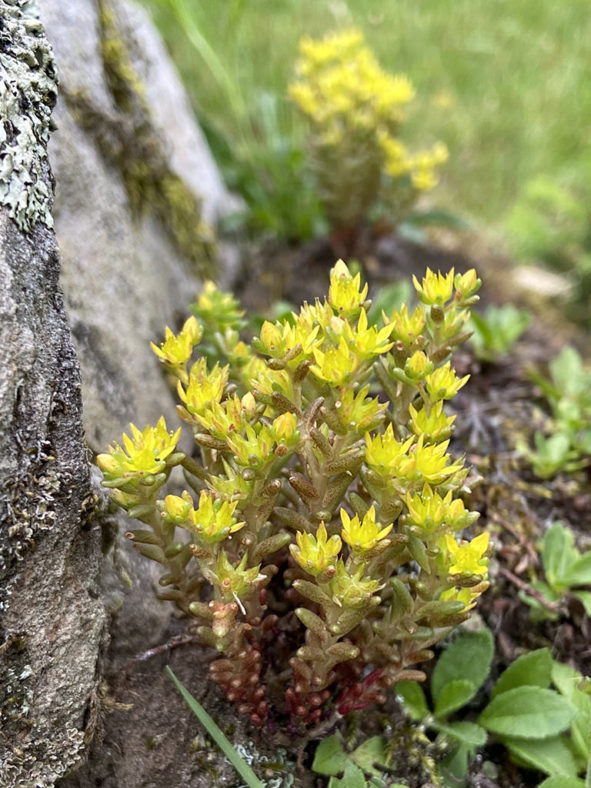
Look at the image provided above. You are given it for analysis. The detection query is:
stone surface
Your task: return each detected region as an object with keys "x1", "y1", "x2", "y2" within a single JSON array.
[
  {"x1": 0, "y1": 1, "x2": 243, "y2": 785},
  {"x1": 0, "y1": 5, "x2": 105, "y2": 786}
]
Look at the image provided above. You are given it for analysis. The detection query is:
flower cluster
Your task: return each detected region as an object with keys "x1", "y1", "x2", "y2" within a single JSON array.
[
  {"x1": 289, "y1": 29, "x2": 448, "y2": 241},
  {"x1": 99, "y1": 261, "x2": 488, "y2": 736}
]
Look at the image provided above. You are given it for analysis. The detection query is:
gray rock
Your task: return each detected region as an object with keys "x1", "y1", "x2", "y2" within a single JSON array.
[
  {"x1": 1, "y1": 0, "x2": 245, "y2": 784},
  {"x1": 0, "y1": 4, "x2": 106, "y2": 783}
]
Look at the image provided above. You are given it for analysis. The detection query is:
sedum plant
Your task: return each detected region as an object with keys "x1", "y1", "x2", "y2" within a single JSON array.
[
  {"x1": 289, "y1": 29, "x2": 448, "y2": 246},
  {"x1": 98, "y1": 261, "x2": 488, "y2": 737}
]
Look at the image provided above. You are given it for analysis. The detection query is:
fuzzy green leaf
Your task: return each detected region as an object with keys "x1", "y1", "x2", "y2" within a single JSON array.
[
  {"x1": 436, "y1": 721, "x2": 487, "y2": 748},
  {"x1": 491, "y1": 647, "x2": 553, "y2": 698},
  {"x1": 328, "y1": 761, "x2": 367, "y2": 788},
  {"x1": 350, "y1": 736, "x2": 388, "y2": 776},
  {"x1": 396, "y1": 681, "x2": 429, "y2": 721},
  {"x1": 551, "y1": 661, "x2": 591, "y2": 763},
  {"x1": 312, "y1": 734, "x2": 348, "y2": 776},
  {"x1": 479, "y1": 687, "x2": 575, "y2": 738},
  {"x1": 431, "y1": 629, "x2": 494, "y2": 703},
  {"x1": 165, "y1": 667, "x2": 264, "y2": 788},
  {"x1": 543, "y1": 522, "x2": 579, "y2": 587},
  {"x1": 538, "y1": 778, "x2": 586, "y2": 788},
  {"x1": 503, "y1": 735, "x2": 579, "y2": 776},
  {"x1": 434, "y1": 679, "x2": 478, "y2": 719},
  {"x1": 562, "y1": 552, "x2": 591, "y2": 587},
  {"x1": 572, "y1": 590, "x2": 591, "y2": 616}
]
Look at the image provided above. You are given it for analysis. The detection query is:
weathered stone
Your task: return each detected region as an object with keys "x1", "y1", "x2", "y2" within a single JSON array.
[
  {"x1": 0, "y1": 5, "x2": 106, "y2": 783},
  {"x1": 1, "y1": 0, "x2": 243, "y2": 785}
]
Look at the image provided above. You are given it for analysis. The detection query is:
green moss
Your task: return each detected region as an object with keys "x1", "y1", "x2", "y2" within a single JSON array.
[{"x1": 94, "y1": 0, "x2": 216, "y2": 274}]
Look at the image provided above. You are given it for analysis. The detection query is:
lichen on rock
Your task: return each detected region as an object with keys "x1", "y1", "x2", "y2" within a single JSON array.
[{"x1": 0, "y1": 0, "x2": 58, "y2": 232}]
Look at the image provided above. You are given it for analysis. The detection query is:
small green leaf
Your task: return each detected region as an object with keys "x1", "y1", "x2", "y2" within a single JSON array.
[
  {"x1": 431, "y1": 629, "x2": 494, "y2": 703},
  {"x1": 538, "y1": 778, "x2": 586, "y2": 788},
  {"x1": 572, "y1": 590, "x2": 591, "y2": 616},
  {"x1": 312, "y1": 734, "x2": 348, "y2": 776},
  {"x1": 165, "y1": 667, "x2": 264, "y2": 788},
  {"x1": 491, "y1": 648, "x2": 553, "y2": 698},
  {"x1": 562, "y1": 552, "x2": 591, "y2": 587},
  {"x1": 434, "y1": 679, "x2": 478, "y2": 719},
  {"x1": 328, "y1": 761, "x2": 367, "y2": 788},
  {"x1": 396, "y1": 681, "x2": 430, "y2": 721},
  {"x1": 439, "y1": 743, "x2": 471, "y2": 782},
  {"x1": 350, "y1": 736, "x2": 388, "y2": 776},
  {"x1": 436, "y1": 721, "x2": 488, "y2": 748},
  {"x1": 479, "y1": 686, "x2": 575, "y2": 738},
  {"x1": 503, "y1": 735, "x2": 578, "y2": 776},
  {"x1": 551, "y1": 661, "x2": 591, "y2": 762},
  {"x1": 543, "y1": 522, "x2": 579, "y2": 587}
]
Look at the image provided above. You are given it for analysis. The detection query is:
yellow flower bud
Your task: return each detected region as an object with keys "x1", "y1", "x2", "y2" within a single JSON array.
[{"x1": 290, "y1": 522, "x2": 342, "y2": 577}]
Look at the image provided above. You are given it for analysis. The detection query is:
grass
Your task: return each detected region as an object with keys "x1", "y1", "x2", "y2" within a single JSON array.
[{"x1": 141, "y1": 0, "x2": 591, "y2": 232}]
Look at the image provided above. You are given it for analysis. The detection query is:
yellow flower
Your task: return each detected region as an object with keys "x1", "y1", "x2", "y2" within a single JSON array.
[
  {"x1": 98, "y1": 416, "x2": 181, "y2": 483},
  {"x1": 454, "y1": 269, "x2": 481, "y2": 301},
  {"x1": 341, "y1": 506, "x2": 393, "y2": 552},
  {"x1": 343, "y1": 308, "x2": 394, "y2": 359},
  {"x1": 226, "y1": 424, "x2": 275, "y2": 468},
  {"x1": 387, "y1": 304, "x2": 426, "y2": 346},
  {"x1": 440, "y1": 581, "x2": 489, "y2": 611},
  {"x1": 193, "y1": 281, "x2": 245, "y2": 332},
  {"x1": 335, "y1": 384, "x2": 386, "y2": 432},
  {"x1": 406, "y1": 484, "x2": 479, "y2": 532},
  {"x1": 329, "y1": 560, "x2": 382, "y2": 608},
  {"x1": 310, "y1": 336, "x2": 358, "y2": 386},
  {"x1": 186, "y1": 490, "x2": 245, "y2": 544},
  {"x1": 213, "y1": 552, "x2": 261, "y2": 601},
  {"x1": 425, "y1": 362, "x2": 469, "y2": 401},
  {"x1": 404, "y1": 436, "x2": 464, "y2": 484},
  {"x1": 328, "y1": 260, "x2": 368, "y2": 318},
  {"x1": 177, "y1": 358, "x2": 229, "y2": 420},
  {"x1": 413, "y1": 268, "x2": 455, "y2": 306},
  {"x1": 290, "y1": 522, "x2": 342, "y2": 577},
  {"x1": 409, "y1": 402, "x2": 455, "y2": 442},
  {"x1": 150, "y1": 316, "x2": 202, "y2": 373},
  {"x1": 258, "y1": 319, "x2": 320, "y2": 365},
  {"x1": 386, "y1": 436, "x2": 464, "y2": 486},
  {"x1": 405, "y1": 351, "x2": 434, "y2": 381},
  {"x1": 271, "y1": 412, "x2": 299, "y2": 444},
  {"x1": 161, "y1": 490, "x2": 193, "y2": 524},
  {"x1": 444, "y1": 532, "x2": 490, "y2": 576},
  {"x1": 365, "y1": 424, "x2": 414, "y2": 476}
]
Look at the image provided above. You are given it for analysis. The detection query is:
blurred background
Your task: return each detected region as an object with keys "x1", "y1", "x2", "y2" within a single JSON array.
[{"x1": 140, "y1": 0, "x2": 591, "y2": 274}]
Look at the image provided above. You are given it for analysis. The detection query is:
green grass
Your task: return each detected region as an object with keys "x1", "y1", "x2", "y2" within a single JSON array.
[{"x1": 142, "y1": 0, "x2": 591, "y2": 231}]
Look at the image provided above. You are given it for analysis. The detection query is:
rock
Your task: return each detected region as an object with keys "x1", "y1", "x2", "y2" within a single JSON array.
[
  {"x1": 0, "y1": 5, "x2": 105, "y2": 785},
  {"x1": 1, "y1": 0, "x2": 244, "y2": 784}
]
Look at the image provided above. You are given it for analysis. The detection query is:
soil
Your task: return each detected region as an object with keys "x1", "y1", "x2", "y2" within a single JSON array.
[{"x1": 63, "y1": 230, "x2": 591, "y2": 788}]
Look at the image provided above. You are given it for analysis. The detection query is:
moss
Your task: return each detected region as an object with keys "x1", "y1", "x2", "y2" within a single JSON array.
[
  {"x1": 0, "y1": 0, "x2": 58, "y2": 232},
  {"x1": 93, "y1": 0, "x2": 216, "y2": 275}
]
